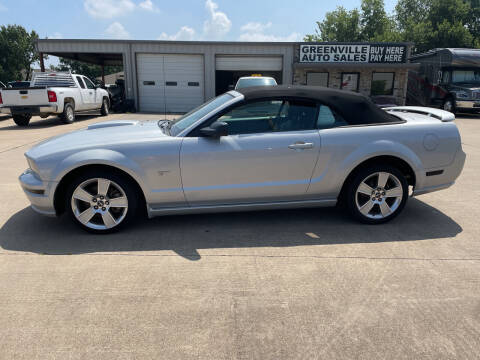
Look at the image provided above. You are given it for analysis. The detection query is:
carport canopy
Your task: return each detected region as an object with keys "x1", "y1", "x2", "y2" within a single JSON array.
[{"x1": 40, "y1": 51, "x2": 123, "y2": 66}]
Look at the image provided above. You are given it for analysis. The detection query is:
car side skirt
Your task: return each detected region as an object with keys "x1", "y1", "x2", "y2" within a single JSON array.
[{"x1": 147, "y1": 198, "x2": 337, "y2": 217}]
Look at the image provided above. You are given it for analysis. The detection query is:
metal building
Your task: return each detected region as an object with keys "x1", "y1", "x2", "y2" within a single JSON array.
[{"x1": 36, "y1": 39, "x2": 415, "y2": 112}]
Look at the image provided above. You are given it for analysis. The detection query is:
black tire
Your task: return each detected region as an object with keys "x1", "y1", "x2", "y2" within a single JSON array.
[
  {"x1": 65, "y1": 169, "x2": 140, "y2": 234},
  {"x1": 13, "y1": 114, "x2": 32, "y2": 126},
  {"x1": 60, "y1": 102, "x2": 75, "y2": 124},
  {"x1": 346, "y1": 164, "x2": 409, "y2": 224},
  {"x1": 443, "y1": 97, "x2": 456, "y2": 114},
  {"x1": 100, "y1": 98, "x2": 109, "y2": 116}
]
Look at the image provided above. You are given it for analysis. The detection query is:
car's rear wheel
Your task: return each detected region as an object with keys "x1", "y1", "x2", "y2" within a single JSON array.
[
  {"x1": 65, "y1": 170, "x2": 138, "y2": 233},
  {"x1": 60, "y1": 103, "x2": 75, "y2": 124},
  {"x1": 346, "y1": 165, "x2": 408, "y2": 224},
  {"x1": 13, "y1": 114, "x2": 32, "y2": 126}
]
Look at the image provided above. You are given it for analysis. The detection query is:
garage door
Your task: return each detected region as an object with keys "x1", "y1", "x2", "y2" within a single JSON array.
[
  {"x1": 137, "y1": 54, "x2": 204, "y2": 113},
  {"x1": 216, "y1": 56, "x2": 283, "y2": 71}
]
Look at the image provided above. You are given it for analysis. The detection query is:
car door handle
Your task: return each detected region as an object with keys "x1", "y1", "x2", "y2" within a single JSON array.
[
  {"x1": 288, "y1": 142, "x2": 314, "y2": 150},
  {"x1": 89, "y1": 92, "x2": 93, "y2": 94}
]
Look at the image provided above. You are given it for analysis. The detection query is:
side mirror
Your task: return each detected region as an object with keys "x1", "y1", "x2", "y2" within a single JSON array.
[
  {"x1": 228, "y1": 84, "x2": 235, "y2": 91},
  {"x1": 199, "y1": 121, "x2": 228, "y2": 138}
]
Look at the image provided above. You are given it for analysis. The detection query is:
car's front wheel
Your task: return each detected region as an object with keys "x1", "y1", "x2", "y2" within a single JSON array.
[
  {"x1": 443, "y1": 97, "x2": 456, "y2": 114},
  {"x1": 346, "y1": 165, "x2": 408, "y2": 224},
  {"x1": 65, "y1": 170, "x2": 139, "y2": 233},
  {"x1": 100, "y1": 98, "x2": 109, "y2": 116}
]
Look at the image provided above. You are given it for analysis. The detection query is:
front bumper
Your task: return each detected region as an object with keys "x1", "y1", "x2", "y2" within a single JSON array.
[
  {"x1": 455, "y1": 100, "x2": 480, "y2": 110},
  {"x1": 0, "y1": 105, "x2": 57, "y2": 115},
  {"x1": 19, "y1": 169, "x2": 57, "y2": 216}
]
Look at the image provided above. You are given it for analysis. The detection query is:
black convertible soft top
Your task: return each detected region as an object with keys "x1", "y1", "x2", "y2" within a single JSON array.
[{"x1": 236, "y1": 85, "x2": 400, "y2": 125}]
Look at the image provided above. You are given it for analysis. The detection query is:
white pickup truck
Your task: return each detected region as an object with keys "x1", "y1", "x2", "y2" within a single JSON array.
[{"x1": 0, "y1": 72, "x2": 110, "y2": 126}]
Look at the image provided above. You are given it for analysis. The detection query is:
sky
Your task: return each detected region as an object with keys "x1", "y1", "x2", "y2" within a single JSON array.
[{"x1": 0, "y1": 0, "x2": 397, "y2": 66}]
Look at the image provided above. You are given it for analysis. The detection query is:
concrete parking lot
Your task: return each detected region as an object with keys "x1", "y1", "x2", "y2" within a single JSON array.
[{"x1": 0, "y1": 112, "x2": 479, "y2": 359}]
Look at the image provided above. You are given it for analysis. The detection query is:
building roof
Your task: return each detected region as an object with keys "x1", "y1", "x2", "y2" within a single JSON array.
[
  {"x1": 237, "y1": 85, "x2": 400, "y2": 125},
  {"x1": 410, "y1": 48, "x2": 480, "y2": 67}
]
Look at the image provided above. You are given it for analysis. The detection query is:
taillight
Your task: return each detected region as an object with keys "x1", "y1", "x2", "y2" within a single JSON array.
[
  {"x1": 47, "y1": 90, "x2": 57, "y2": 102},
  {"x1": 0, "y1": 92, "x2": 3, "y2": 105}
]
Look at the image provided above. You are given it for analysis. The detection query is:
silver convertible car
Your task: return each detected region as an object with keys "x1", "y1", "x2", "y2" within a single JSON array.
[{"x1": 19, "y1": 86, "x2": 465, "y2": 233}]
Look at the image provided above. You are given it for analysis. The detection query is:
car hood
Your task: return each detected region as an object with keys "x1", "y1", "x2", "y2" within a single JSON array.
[{"x1": 26, "y1": 119, "x2": 169, "y2": 159}]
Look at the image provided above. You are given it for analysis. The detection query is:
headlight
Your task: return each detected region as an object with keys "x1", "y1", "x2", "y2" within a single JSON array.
[{"x1": 455, "y1": 91, "x2": 470, "y2": 99}]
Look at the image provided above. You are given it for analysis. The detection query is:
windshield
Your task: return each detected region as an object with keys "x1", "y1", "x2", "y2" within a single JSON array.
[
  {"x1": 169, "y1": 93, "x2": 234, "y2": 136},
  {"x1": 452, "y1": 70, "x2": 480, "y2": 84},
  {"x1": 235, "y1": 78, "x2": 277, "y2": 89}
]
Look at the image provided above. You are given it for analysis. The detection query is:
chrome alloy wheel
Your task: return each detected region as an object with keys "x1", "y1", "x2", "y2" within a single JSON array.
[
  {"x1": 66, "y1": 106, "x2": 74, "y2": 121},
  {"x1": 71, "y1": 178, "x2": 128, "y2": 230},
  {"x1": 355, "y1": 171, "x2": 403, "y2": 220}
]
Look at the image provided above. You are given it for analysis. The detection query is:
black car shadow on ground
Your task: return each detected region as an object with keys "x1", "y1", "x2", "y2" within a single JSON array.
[
  {"x1": 455, "y1": 112, "x2": 480, "y2": 119},
  {"x1": 0, "y1": 113, "x2": 102, "y2": 131},
  {"x1": 0, "y1": 198, "x2": 462, "y2": 261}
]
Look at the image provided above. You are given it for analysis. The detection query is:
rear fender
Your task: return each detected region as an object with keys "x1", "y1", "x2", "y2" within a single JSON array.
[{"x1": 310, "y1": 140, "x2": 423, "y2": 196}]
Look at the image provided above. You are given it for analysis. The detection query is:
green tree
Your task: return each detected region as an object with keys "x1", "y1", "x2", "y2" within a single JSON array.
[
  {"x1": 395, "y1": 0, "x2": 429, "y2": 32},
  {"x1": 304, "y1": 7, "x2": 362, "y2": 42},
  {"x1": 306, "y1": 0, "x2": 479, "y2": 53},
  {"x1": 0, "y1": 25, "x2": 39, "y2": 83},
  {"x1": 360, "y1": 0, "x2": 390, "y2": 40},
  {"x1": 396, "y1": 0, "x2": 474, "y2": 52},
  {"x1": 304, "y1": 0, "x2": 396, "y2": 42},
  {"x1": 465, "y1": 0, "x2": 480, "y2": 46},
  {"x1": 55, "y1": 58, "x2": 122, "y2": 83}
]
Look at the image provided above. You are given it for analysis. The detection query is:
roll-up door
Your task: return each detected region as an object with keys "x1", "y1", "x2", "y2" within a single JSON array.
[
  {"x1": 215, "y1": 56, "x2": 283, "y2": 71},
  {"x1": 137, "y1": 54, "x2": 204, "y2": 113}
]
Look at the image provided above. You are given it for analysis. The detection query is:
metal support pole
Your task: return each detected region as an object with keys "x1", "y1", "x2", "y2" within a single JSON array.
[{"x1": 39, "y1": 52, "x2": 45, "y2": 72}]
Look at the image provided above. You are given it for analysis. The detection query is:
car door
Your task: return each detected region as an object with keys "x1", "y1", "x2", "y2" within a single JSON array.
[
  {"x1": 82, "y1": 76, "x2": 98, "y2": 109},
  {"x1": 74, "y1": 76, "x2": 90, "y2": 110},
  {"x1": 180, "y1": 98, "x2": 321, "y2": 206}
]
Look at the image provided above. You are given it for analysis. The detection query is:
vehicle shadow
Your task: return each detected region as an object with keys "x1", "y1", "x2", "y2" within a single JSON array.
[
  {"x1": 0, "y1": 198, "x2": 462, "y2": 261},
  {"x1": 456, "y1": 112, "x2": 480, "y2": 119},
  {"x1": 0, "y1": 113, "x2": 102, "y2": 130}
]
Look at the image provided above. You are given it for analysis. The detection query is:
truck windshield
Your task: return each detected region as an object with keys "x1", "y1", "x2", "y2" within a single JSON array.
[
  {"x1": 169, "y1": 93, "x2": 235, "y2": 136},
  {"x1": 452, "y1": 70, "x2": 480, "y2": 84}
]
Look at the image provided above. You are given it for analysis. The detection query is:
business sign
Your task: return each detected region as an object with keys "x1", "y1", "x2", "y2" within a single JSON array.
[{"x1": 299, "y1": 44, "x2": 407, "y2": 64}]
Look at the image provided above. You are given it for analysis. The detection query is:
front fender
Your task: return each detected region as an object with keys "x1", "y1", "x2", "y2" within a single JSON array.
[{"x1": 50, "y1": 149, "x2": 149, "y2": 196}]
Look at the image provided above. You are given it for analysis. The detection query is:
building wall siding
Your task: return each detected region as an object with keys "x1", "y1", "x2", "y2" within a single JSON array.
[
  {"x1": 293, "y1": 67, "x2": 408, "y2": 105},
  {"x1": 36, "y1": 40, "x2": 412, "y2": 110}
]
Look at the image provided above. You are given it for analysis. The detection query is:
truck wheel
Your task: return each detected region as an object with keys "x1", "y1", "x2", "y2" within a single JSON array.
[
  {"x1": 60, "y1": 103, "x2": 75, "y2": 124},
  {"x1": 100, "y1": 98, "x2": 109, "y2": 116},
  {"x1": 443, "y1": 97, "x2": 456, "y2": 114},
  {"x1": 13, "y1": 114, "x2": 32, "y2": 127}
]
